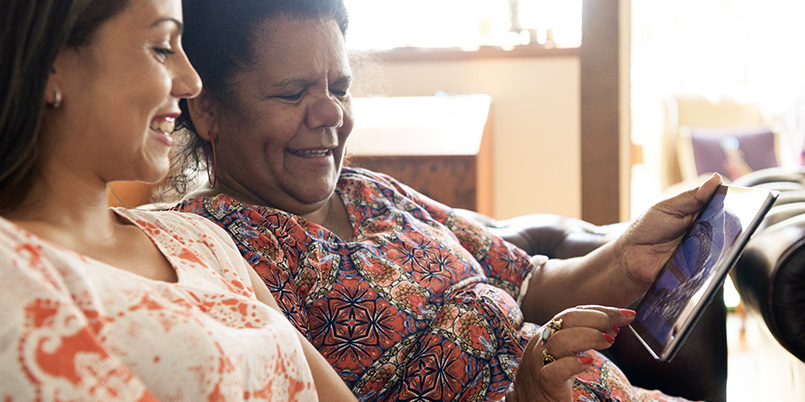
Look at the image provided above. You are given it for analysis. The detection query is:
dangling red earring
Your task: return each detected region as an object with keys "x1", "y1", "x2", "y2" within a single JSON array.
[{"x1": 204, "y1": 137, "x2": 217, "y2": 188}]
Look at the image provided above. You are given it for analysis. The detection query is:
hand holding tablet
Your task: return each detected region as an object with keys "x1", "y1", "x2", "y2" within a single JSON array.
[{"x1": 629, "y1": 185, "x2": 778, "y2": 362}]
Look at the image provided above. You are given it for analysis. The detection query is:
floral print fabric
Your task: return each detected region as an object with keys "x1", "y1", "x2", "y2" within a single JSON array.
[
  {"x1": 0, "y1": 209, "x2": 316, "y2": 401},
  {"x1": 174, "y1": 167, "x2": 693, "y2": 402}
]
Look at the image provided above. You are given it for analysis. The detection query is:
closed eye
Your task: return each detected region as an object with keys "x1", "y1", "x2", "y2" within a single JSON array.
[
  {"x1": 276, "y1": 91, "x2": 304, "y2": 102},
  {"x1": 330, "y1": 88, "x2": 350, "y2": 101},
  {"x1": 153, "y1": 47, "x2": 176, "y2": 63}
]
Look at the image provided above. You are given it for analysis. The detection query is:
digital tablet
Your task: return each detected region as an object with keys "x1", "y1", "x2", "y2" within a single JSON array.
[{"x1": 629, "y1": 184, "x2": 778, "y2": 362}]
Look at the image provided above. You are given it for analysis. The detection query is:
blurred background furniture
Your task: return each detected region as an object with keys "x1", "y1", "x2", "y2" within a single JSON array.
[
  {"x1": 347, "y1": 95, "x2": 494, "y2": 216},
  {"x1": 677, "y1": 125, "x2": 778, "y2": 182},
  {"x1": 661, "y1": 94, "x2": 778, "y2": 190}
]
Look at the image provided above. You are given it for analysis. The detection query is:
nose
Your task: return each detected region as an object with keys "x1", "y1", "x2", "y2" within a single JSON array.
[
  {"x1": 172, "y1": 49, "x2": 203, "y2": 100},
  {"x1": 306, "y1": 92, "x2": 344, "y2": 129}
]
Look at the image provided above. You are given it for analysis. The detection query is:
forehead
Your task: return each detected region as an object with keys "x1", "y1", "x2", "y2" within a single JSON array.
[
  {"x1": 249, "y1": 17, "x2": 350, "y2": 76},
  {"x1": 104, "y1": 0, "x2": 183, "y2": 31}
]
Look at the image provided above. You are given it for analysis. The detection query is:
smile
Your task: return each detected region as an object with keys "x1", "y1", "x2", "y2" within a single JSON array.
[
  {"x1": 288, "y1": 148, "x2": 333, "y2": 158},
  {"x1": 150, "y1": 117, "x2": 175, "y2": 134}
]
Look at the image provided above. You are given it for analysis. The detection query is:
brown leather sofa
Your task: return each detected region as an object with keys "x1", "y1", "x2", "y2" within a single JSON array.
[
  {"x1": 731, "y1": 167, "x2": 805, "y2": 363},
  {"x1": 455, "y1": 209, "x2": 727, "y2": 402}
]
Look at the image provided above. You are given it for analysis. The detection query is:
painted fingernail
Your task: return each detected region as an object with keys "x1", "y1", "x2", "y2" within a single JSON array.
[
  {"x1": 620, "y1": 309, "x2": 636, "y2": 317},
  {"x1": 603, "y1": 333, "x2": 615, "y2": 343},
  {"x1": 579, "y1": 355, "x2": 594, "y2": 365},
  {"x1": 612, "y1": 322, "x2": 620, "y2": 334}
]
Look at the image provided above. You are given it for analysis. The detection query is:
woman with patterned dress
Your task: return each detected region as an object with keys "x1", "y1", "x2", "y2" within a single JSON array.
[
  {"x1": 166, "y1": 0, "x2": 720, "y2": 400},
  {"x1": 0, "y1": 0, "x2": 356, "y2": 400}
]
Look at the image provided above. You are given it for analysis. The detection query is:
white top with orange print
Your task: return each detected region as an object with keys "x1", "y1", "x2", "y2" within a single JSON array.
[{"x1": 0, "y1": 208, "x2": 317, "y2": 402}]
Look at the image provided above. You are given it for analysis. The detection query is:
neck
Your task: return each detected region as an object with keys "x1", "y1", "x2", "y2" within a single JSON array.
[
  {"x1": 5, "y1": 164, "x2": 119, "y2": 240},
  {"x1": 189, "y1": 177, "x2": 331, "y2": 225}
]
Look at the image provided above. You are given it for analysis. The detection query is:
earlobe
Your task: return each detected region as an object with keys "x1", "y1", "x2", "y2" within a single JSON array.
[
  {"x1": 44, "y1": 83, "x2": 63, "y2": 109},
  {"x1": 44, "y1": 49, "x2": 76, "y2": 109},
  {"x1": 186, "y1": 90, "x2": 219, "y2": 142},
  {"x1": 44, "y1": 65, "x2": 62, "y2": 108}
]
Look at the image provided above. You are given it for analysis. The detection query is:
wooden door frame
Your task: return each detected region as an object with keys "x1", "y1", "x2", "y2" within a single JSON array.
[{"x1": 580, "y1": 0, "x2": 631, "y2": 224}]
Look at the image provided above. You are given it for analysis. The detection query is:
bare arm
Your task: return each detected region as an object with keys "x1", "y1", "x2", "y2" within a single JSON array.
[
  {"x1": 520, "y1": 174, "x2": 721, "y2": 324},
  {"x1": 247, "y1": 268, "x2": 358, "y2": 402}
]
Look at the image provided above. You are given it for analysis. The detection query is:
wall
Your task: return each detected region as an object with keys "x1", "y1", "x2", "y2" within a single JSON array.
[{"x1": 351, "y1": 56, "x2": 581, "y2": 220}]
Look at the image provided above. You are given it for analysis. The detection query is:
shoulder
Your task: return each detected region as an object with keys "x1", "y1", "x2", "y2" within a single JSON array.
[
  {"x1": 340, "y1": 166, "x2": 394, "y2": 185},
  {"x1": 119, "y1": 207, "x2": 234, "y2": 245},
  {"x1": 340, "y1": 166, "x2": 418, "y2": 197},
  {"x1": 121, "y1": 207, "x2": 211, "y2": 228}
]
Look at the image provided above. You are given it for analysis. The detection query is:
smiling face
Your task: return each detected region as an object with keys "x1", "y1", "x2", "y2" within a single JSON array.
[
  {"x1": 42, "y1": 0, "x2": 201, "y2": 185},
  {"x1": 204, "y1": 17, "x2": 353, "y2": 217}
]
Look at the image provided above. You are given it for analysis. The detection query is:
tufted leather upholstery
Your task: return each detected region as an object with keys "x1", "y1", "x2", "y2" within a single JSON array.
[{"x1": 732, "y1": 167, "x2": 805, "y2": 363}]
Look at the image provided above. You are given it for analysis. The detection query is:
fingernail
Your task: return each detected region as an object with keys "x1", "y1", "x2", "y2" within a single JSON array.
[
  {"x1": 620, "y1": 309, "x2": 636, "y2": 317},
  {"x1": 612, "y1": 322, "x2": 620, "y2": 334},
  {"x1": 603, "y1": 333, "x2": 615, "y2": 343},
  {"x1": 579, "y1": 355, "x2": 594, "y2": 365}
]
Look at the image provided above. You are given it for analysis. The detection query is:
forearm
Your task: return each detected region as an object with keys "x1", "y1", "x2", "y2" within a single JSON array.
[{"x1": 519, "y1": 239, "x2": 649, "y2": 324}]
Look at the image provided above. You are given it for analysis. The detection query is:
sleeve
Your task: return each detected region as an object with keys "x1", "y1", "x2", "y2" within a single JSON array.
[
  {"x1": 171, "y1": 202, "x2": 312, "y2": 337},
  {"x1": 362, "y1": 170, "x2": 540, "y2": 301},
  {"x1": 0, "y1": 241, "x2": 158, "y2": 401}
]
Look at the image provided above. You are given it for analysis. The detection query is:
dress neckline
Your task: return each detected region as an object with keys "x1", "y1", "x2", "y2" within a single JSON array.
[{"x1": 0, "y1": 208, "x2": 183, "y2": 284}]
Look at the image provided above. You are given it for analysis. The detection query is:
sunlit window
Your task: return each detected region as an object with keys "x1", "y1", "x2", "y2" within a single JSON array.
[{"x1": 343, "y1": 0, "x2": 582, "y2": 51}]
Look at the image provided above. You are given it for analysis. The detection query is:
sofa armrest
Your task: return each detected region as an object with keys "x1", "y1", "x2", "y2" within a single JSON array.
[
  {"x1": 453, "y1": 209, "x2": 625, "y2": 258},
  {"x1": 731, "y1": 168, "x2": 805, "y2": 363},
  {"x1": 733, "y1": 213, "x2": 805, "y2": 362}
]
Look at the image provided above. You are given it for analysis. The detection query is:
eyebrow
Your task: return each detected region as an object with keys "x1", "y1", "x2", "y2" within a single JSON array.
[
  {"x1": 272, "y1": 75, "x2": 353, "y2": 89},
  {"x1": 151, "y1": 17, "x2": 184, "y2": 33},
  {"x1": 272, "y1": 78, "x2": 315, "y2": 89}
]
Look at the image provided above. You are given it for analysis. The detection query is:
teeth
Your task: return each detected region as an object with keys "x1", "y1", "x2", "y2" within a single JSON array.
[
  {"x1": 150, "y1": 117, "x2": 175, "y2": 134},
  {"x1": 290, "y1": 149, "x2": 330, "y2": 157}
]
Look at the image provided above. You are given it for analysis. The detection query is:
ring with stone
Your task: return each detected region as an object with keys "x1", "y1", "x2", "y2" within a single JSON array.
[{"x1": 541, "y1": 326, "x2": 554, "y2": 343}]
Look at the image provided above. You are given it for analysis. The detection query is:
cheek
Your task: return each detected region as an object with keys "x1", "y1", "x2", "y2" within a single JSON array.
[
  {"x1": 339, "y1": 111, "x2": 355, "y2": 142},
  {"x1": 130, "y1": 65, "x2": 172, "y2": 103}
]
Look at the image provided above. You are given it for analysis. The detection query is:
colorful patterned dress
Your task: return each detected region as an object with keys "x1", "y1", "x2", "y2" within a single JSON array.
[
  {"x1": 174, "y1": 167, "x2": 694, "y2": 402},
  {"x1": 0, "y1": 209, "x2": 316, "y2": 402}
]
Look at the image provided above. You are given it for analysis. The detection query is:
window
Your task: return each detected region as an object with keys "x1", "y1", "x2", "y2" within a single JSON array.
[{"x1": 344, "y1": 0, "x2": 582, "y2": 51}]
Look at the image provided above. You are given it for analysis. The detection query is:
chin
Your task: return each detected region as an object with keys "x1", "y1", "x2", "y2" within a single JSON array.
[
  {"x1": 296, "y1": 185, "x2": 337, "y2": 205},
  {"x1": 137, "y1": 165, "x2": 170, "y2": 184}
]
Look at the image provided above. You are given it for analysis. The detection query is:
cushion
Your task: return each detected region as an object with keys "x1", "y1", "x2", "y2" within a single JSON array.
[{"x1": 679, "y1": 125, "x2": 778, "y2": 181}]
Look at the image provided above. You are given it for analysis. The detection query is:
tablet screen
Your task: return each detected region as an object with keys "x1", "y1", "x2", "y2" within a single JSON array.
[{"x1": 629, "y1": 185, "x2": 777, "y2": 361}]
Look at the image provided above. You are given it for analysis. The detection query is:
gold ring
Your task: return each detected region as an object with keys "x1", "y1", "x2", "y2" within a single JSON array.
[
  {"x1": 542, "y1": 349, "x2": 556, "y2": 365},
  {"x1": 548, "y1": 318, "x2": 563, "y2": 332}
]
